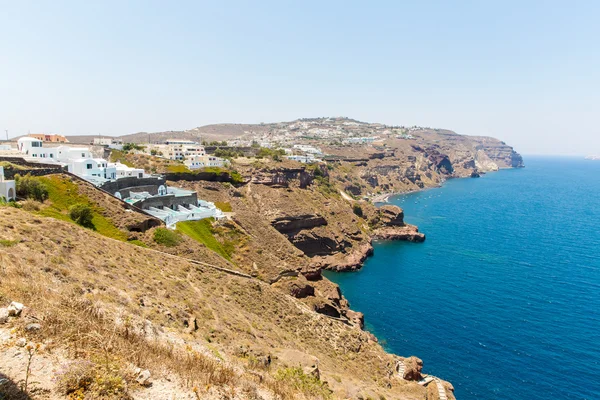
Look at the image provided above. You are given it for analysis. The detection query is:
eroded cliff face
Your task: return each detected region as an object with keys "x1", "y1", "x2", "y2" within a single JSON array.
[
  {"x1": 469, "y1": 136, "x2": 525, "y2": 168},
  {"x1": 322, "y1": 128, "x2": 523, "y2": 197}
]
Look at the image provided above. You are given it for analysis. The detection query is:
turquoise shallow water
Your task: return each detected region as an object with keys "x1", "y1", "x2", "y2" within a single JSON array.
[{"x1": 324, "y1": 157, "x2": 600, "y2": 399}]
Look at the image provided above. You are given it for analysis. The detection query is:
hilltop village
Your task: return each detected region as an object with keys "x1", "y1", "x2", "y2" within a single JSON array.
[{"x1": 0, "y1": 117, "x2": 523, "y2": 400}]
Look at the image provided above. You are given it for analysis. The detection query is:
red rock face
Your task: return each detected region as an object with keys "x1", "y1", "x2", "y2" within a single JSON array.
[
  {"x1": 379, "y1": 205, "x2": 405, "y2": 226},
  {"x1": 372, "y1": 225, "x2": 426, "y2": 242},
  {"x1": 403, "y1": 356, "x2": 424, "y2": 381},
  {"x1": 289, "y1": 282, "x2": 315, "y2": 298}
]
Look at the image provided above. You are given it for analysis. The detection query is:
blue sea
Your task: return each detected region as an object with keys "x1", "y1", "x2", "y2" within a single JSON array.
[{"x1": 324, "y1": 157, "x2": 600, "y2": 399}]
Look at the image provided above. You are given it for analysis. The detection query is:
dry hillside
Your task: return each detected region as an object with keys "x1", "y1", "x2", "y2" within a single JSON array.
[{"x1": 0, "y1": 207, "x2": 452, "y2": 399}]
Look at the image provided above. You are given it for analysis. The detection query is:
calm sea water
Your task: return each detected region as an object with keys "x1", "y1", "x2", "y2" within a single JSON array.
[{"x1": 324, "y1": 157, "x2": 600, "y2": 399}]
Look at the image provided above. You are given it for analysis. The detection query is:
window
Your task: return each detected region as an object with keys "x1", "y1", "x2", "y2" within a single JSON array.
[
  {"x1": 49, "y1": 154, "x2": 53, "y2": 158},
  {"x1": 82, "y1": 153, "x2": 85, "y2": 157},
  {"x1": 87, "y1": 164, "x2": 92, "y2": 169}
]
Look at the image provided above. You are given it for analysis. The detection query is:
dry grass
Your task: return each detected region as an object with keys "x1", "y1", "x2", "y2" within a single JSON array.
[
  {"x1": 1, "y1": 265, "x2": 236, "y2": 398},
  {"x1": 0, "y1": 208, "x2": 427, "y2": 399}
]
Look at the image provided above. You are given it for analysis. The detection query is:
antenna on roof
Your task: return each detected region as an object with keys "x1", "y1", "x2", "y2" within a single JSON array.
[{"x1": 5, "y1": 130, "x2": 8, "y2": 141}]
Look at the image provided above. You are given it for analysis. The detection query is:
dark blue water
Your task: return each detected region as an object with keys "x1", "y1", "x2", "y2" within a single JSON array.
[{"x1": 324, "y1": 157, "x2": 600, "y2": 399}]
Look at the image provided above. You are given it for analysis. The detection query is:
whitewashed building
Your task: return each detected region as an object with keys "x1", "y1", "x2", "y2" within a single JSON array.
[
  {"x1": 111, "y1": 162, "x2": 145, "y2": 178},
  {"x1": 292, "y1": 144, "x2": 323, "y2": 155},
  {"x1": 0, "y1": 166, "x2": 16, "y2": 201},
  {"x1": 16, "y1": 137, "x2": 131, "y2": 182},
  {"x1": 148, "y1": 140, "x2": 206, "y2": 161},
  {"x1": 286, "y1": 154, "x2": 322, "y2": 164},
  {"x1": 184, "y1": 155, "x2": 228, "y2": 169}
]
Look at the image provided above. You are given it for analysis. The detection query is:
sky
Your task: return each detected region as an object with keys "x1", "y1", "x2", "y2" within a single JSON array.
[{"x1": 1, "y1": 0, "x2": 599, "y2": 155}]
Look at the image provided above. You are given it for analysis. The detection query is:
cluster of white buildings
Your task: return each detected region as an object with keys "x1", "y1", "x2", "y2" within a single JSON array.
[
  {"x1": 93, "y1": 137, "x2": 123, "y2": 149},
  {"x1": 6, "y1": 137, "x2": 226, "y2": 227},
  {"x1": 342, "y1": 136, "x2": 380, "y2": 144},
  {"x1": 285, "y1": 154, "x2": 322, "y2": 164},
  {"x1": 15, "y1": 137, "x2": 145, "y2": 184},
  {"x1": 292, "y1": 144, "x2": 323, "y2": 155},
  {"x1": 145, "y1": 140, "x2": 228, "y2": 170}
]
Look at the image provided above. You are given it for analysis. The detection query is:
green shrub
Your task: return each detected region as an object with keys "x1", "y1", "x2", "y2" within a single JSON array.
[
  {"x1": 257, "y1": 147, "x2": 285, "y2": 160},
  {"x1": 352, "y1": 204, "x2": 363, "y2": 218},
  {"x1": 122, "y1": 143, "x2": 145, "y2": 152},
  {"x1": 230, "y1": 170, "x2": 244, "y2": 184},
  {"x1": 68, "y1": 203, "x2": 94, "y2": 227},
  {"x1": 15, "y1": 173, "x2": 49, "y2": 202},
  {"x1": 153, "y1": 227, "x2": 182, "y2": 247}
]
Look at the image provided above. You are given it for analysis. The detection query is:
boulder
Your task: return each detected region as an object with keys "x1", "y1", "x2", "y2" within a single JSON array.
[
  {"x1": 345, "y1": 310, "x2": 364, "y2": 329},
  {"x1": 183, "y1": 316, "x2": 198, "y2": 333},
  {"x1": 16, "y1": 338, "x2": 27, "y2": 347},
  {"x1": 7, "y1": 302, "x2": 24, "y2": 317},
  {"x1": 379, "y1": 205, "x2": 405, "y2": 226},
  {"x1": 136, "y1": 369, "x2": 152, "y2": 386},
  {"x1": 303, "y1": 364, "x2": 320, "y2": 380},
  {"x1": 0, "y1": 308, "x2": 8, "y2": 324},
  {"x1": 403, "y1": 356, "x2": 423, "y2": 381},
  {"x1": 25, "y1": 323, "x2": 41, "y2": 332}
]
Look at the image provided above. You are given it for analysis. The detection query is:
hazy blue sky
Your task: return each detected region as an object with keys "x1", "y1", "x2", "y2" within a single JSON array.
[{"x1": 1, "y1": 1, "x2": 599, "y2": 155}]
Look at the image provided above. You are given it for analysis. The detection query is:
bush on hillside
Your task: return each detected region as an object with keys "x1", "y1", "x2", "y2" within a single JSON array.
[
  {"x1": 352, "y1": 204, "x2": 363, "y2": 218},
  {"x1": 15, "y1": 173, "x2": 49, "y2": 202},
  {"x1": 121, "y1": 143, "x2": 145, "y2": 152},
  {"x1": 153, "y1": 227, "x2": 182, "y2": 247},
  {"x1": 68, "y1": 203, "x2": 94, "y2": 227}
]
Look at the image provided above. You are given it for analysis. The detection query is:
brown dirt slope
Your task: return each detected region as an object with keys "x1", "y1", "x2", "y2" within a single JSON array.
[{"x1": 0, "y1": 207, "x2": 446, "y2": 399}]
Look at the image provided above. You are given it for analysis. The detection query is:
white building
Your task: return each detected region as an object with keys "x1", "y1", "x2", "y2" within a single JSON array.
[
  {"x1": 16, "y1": 137, "x2": 126, "y2": 182},
  {"x1": 286, "y1": 155, "x2": 322, "y2": 164},
  {"x1": 111, "y1": 162, "x2": 145, "y2": 178},
  {"x1": 148, "y1": 140, "x2": 206, "y2": 161},
  {"x1": 17, "y1": 137, "x2": 59, "y2": 159},
  {"x1": 0, "y1": 166, "x2": 16, "y2": 201},
  {"x1": 184, "y1": 155, "x2": 228, "y2": 169},
  {"x1": 93, "y1": 137, "x2": 121, "y2": 146},
  {"x1": 69, "y1": 158, "x2": 117, "y2": 180},
  {"x1": 342, "y1": 136, "x2": 379, "y2": 144},
  {"x1": 292, "y1": 144, "x2": 322, "y2": 155}
]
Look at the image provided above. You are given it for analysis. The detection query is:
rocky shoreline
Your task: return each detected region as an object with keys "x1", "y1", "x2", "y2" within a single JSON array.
[{"x1": 312, "y1": 204, "x2": 426, "y2": 273}]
